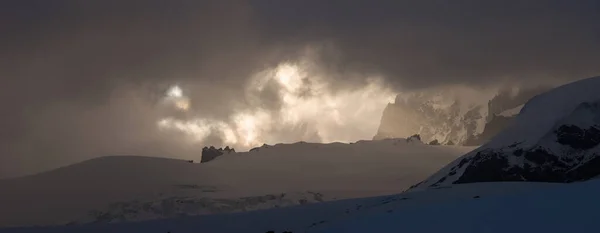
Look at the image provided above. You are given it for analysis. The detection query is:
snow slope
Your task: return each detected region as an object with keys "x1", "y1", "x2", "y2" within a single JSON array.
[
  {"x1": 489, "y1": 76, "x2": 600, "y2": 149},
  {"x1": 0, "y1": 139, "x2": 472, "y2": 227},
  {"x1": 414, "y1": 76, "x2": 600, "y2": 189},
  {"x1": 313, "y1": 178, "x2": 600, "y2": 233},
  {"x1": 0, "y1": 181, "x2": 565, "y2": 233}
]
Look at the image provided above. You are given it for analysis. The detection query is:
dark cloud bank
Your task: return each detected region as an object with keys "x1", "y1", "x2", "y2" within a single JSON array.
[{"x1": 1, "y1": 0, "x2": 599, "y2": 178}]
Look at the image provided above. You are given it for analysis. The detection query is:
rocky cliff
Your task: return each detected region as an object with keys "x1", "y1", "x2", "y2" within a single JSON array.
[
  {"x1": 412, "y1": 76, "x2": 600, "y2": 189},
  {"x1": 375, "y1": 85, "x2": 548, "y2": 146}
]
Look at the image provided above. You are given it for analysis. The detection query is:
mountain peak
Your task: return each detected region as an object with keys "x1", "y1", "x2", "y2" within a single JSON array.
[{"x1": 412, "y1": 76, "x2": 600, "y2": 189}]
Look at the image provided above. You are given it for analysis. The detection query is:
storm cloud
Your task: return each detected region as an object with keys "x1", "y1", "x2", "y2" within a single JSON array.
[
  {"x1": 255, "y1": 0, "x2": 600, "y2": 88},
  {"x1": 1, "y1": 0, "x2": 599, "y2": 177}
]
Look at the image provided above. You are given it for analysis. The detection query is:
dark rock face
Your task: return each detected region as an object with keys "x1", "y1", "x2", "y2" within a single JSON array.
[
  {"x1": 428, "y1": 139, "x2": 440, "y2": 145},
  {"x1": 201, "y1": 146, "x2": 235, "y2": 163},
  {"x1": 555, "y1": 125, "x2": 600, "y2": 150},
  {"x1": 568, "y1": 156, "x2": 600, "y2": 181},
  {"x1": 413, "y1": 90, "x2": 600, "y2": 189},
  {"x1": 435, "y1": 146, "x2": 600, "y2": 186},
  {"x1": 453, "y1": 149, "x2": 564, "y2": 184},
  {"x1": 406, "y1": 134, "x2": 421, "y2": 143},
  {"x1": 375, "y1": 86, "x2": 548, "y2": 146},
  {"x1": 373, "y1": 98, "x2": 483, "y2": 145},
  {"x1": 423, "y1": 112, "x2": 600, "y2": 188}
]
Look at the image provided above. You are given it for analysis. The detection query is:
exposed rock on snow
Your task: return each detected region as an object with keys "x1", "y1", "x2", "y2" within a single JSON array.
[
  {"x1": 375, "y1": 86, "x2": 548, "y2": 146},
  {"x1": 373, "y1": 90, "x2": 487, "y2": 145},
  {"x1": 201, "y1": 146, "x2": 235, "y2": 163},
  {"x1": 405, "y1": 134, "x2": 422, "y2": 143},
  {"x1": 414, "y1": 76, "x2": 600, "y2": 189},
  {"x1": 428, "y1": 139, "x2": 440, "y2": 145}
]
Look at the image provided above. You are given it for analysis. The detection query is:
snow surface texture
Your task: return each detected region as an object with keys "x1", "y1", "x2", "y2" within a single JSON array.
[
  {"x1": 414, "y1": 76, "x2": 600, "y2": 189},
  {"x1": 0, "y1": 139, "x2": 471, "y2": 227},
  {"x1": 0, "y1": 180, "x2": 585, "y2": 233},
  {"x1": 313, "y1": 179, "x2": 600, "y2": 233}
]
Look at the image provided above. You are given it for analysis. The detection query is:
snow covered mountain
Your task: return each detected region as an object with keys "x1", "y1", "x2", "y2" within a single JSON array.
[
  {"x1": 374, "y1": 88, "x2": 489, "y2": 145},
  {"x1": 413, "y1": 76, "x2": 600, "y2": 189},
  {"x1": 1, "y1": 77, "x2": 598, "y2": 233},
  {"x1": 375, "y1": 85, "x2": 548, "y2": 146},
  {"x1": 0, "y1": 139, "x2": 471, "y2": 227}
]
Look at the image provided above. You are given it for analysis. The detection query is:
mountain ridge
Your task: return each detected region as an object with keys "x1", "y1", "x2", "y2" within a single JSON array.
[
  {"x1": 412, "y1": 76, "x2": 600, "y2": 189},
  {"x1": 375, "y1": 85, "x2": 549, "y2": 146}
]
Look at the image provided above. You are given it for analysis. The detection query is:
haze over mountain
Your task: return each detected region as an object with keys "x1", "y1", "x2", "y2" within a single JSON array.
[
  {"x1": 0, "y1": 139, "x2": 471, "y2": 227},
  {"x1": 374, "y1": 85, "x2": 550, "y2": 145},
  {"x1": 3, "y1": 1, "x2": 600, "y2": 232},
  {"x1": 2, "y1": 1, "x2": 600, "y2": 178},
  {"x1": 3, "y1": 74, "x2": 600, "y2": 233}
]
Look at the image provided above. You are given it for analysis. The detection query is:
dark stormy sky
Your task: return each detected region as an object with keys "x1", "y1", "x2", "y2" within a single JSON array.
[{"x1": 1, "y1": 0, "x2": 600, "y2": 178}]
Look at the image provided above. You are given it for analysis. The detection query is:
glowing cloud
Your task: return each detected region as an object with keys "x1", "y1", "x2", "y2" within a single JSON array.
[
  {"x1": 167, "y1": 85, "x2": 183, "y2": 98},
  {"x1": 156, "y1": 54, "x2": 396, "y2": 150},
  {"x1": 164, "y1": 85, "x2": 191, "y2": 111}
]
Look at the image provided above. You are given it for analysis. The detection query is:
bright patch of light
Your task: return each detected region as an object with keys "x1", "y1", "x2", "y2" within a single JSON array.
[
  {"x1": 174, "y1": 99, "x2": 190, "y2": 111},
  {"x1": 167, "y1": 85, "x2": 183, "y2": 98},
  {"x1": 156, "y1": 52, "x2": 396, "y2": 150},
  {"x1": 275, "y1": 63, "x2": 303, "y2": 92},
  {"x1": 157, "y1": 118, "x2": 211, "y2": 142},
  {"x1": 164, "y1": 85, "x2": 190, "y2": 111}
]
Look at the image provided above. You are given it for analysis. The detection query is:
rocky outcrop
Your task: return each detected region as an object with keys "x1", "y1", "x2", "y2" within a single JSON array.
[
  {"x1": 374, "y1": 93, "x2": 485, "y2": 145},
  {"x1": 201, "y1": 146, "x2": 235, "y2": 163},
  {"x1": 375, "y1": 86, "x2": 549, "y2": 146},
  {"x1": 405, "y1": 134, "x2": 422, "y2": 143},
  {"x1": 438, "y1": 130, "x2": 600, "y2": 186},
  {"x1": 413, "y1": 77, "x2": 600, "y2": 189},
  {"x1": 555, "y1": 124, "x2": 600, "y2": 150},
  {"x1": 249, "y1": 144, "x2": 273, "y2": 153},
  {"x1": 423, "y1": 127, "x2": 600, "y2": 188},
  {"x1": 428, "y1": 139, "x2": 440, "y2": 145}
]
